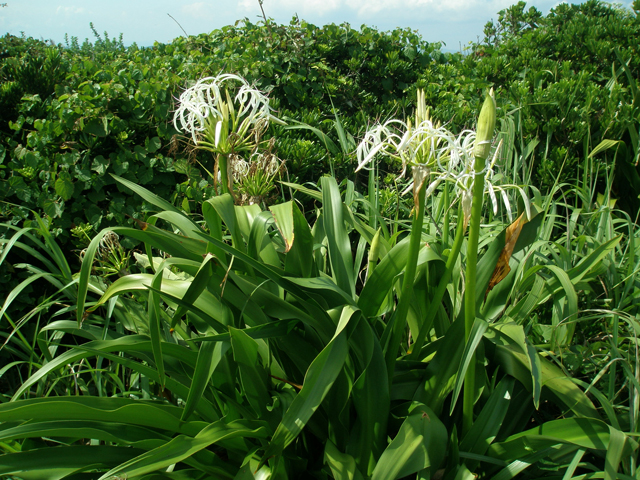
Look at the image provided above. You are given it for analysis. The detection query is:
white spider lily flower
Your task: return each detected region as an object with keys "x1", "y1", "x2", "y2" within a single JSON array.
[
  {"x1": 357, "y1": 118, "x2": 459, "y2": 176},
  {"x1": 173, "y1": 74, "x2": 283, "y2": 151},
  {"x1": 357, "y1": 106, "x2": 467, "y2": 205},
  {"x1": 356, "y1": 89, "x2": 530, "y2": 225}
]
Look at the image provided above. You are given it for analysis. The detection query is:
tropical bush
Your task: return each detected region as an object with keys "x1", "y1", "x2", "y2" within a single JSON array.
[
  {"x1": 2, "y1": 82, "x2": 640, "y2": 478},
  {"x1": 2, "y1": 1, "x2": 640, "y2": 477},
  {"x1": 475, "y1": 0, "x2": 640, "y2": 209}
]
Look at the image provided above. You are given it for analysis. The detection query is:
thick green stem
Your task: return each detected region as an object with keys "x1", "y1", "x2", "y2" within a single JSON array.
[
  {"x1": 384, "y1": 174, "x2": 427, "y2": 385},
  {"x1": 443, "y1": 183, "x2": 450, "y2": 245},
  {"x1": 462, "y1": 156, "x2": 488, "y2": 435},
  {"x1": 368, "y1": 163, "x2": 378, "y2": 230},
  {"x1": 409, "y1": 206, "x2": 465, "y2": 360},
  {"x1": 218, "y1": 153, "x2": 235, "y2": 200}
]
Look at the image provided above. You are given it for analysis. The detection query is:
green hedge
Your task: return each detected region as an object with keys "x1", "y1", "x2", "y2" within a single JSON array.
[{"x1": 1, "y1": 0, "x2": 639, "y2": 250}]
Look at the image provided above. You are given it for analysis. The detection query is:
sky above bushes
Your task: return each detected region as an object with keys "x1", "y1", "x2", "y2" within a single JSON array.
[{"x1": 0, "y1": 0, "x2": 630, "y2": 51}]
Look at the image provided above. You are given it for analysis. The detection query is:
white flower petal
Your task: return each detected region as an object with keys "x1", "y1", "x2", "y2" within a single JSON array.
[
  {"x1": 487, "y1": 182, "x2": 498, "y2": 215},
  {"x1": 500, "y1": 188, "x2": 513, "y2": 222},
  {"x1": 214, "y1": 121, "x2": 222, "y2": 147}
]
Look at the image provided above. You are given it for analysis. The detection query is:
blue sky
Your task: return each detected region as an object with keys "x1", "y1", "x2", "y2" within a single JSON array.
[{"x1": 1, "y1": 0, "x2": 632, "y2": 52}]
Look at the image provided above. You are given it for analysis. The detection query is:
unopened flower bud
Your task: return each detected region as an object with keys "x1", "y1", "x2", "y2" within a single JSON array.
[{"x1": 473, "y1": 88, "x2": 496, "y2": 161}]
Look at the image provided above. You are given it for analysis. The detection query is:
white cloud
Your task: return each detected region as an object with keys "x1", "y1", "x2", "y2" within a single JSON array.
[
  {"x1": 56, "y1": 5, "x2": 85, "y2": 15},
  {"x1": 244, "y1": 0, "x2": 520, "y2": 22},
  {"x1": 345, "y1": 0, "x2": 515, "y2": 16},
  {"x1": 182, "y1": 2, "x2": 216, "y2": 19},
  {"x1": 244, "y1": 0, "x2": 344, "y2": 16}
]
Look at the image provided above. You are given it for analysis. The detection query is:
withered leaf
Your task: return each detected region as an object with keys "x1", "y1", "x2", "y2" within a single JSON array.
[{"x1": 484, "y1": 212, "x2": 526, "y2": 301}]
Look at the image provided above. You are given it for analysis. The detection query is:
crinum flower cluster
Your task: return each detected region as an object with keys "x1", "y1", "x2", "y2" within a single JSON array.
[
  {"x1": 173, "y1": 73, "x2": 283, "y2": 155},
  {"x1": 356, "y1": 91, "x2": 463, "y2": 204},
  {"x1": 356, "y1": 90, "x2": 529, "y2": 226},
  {"x1": 173, "y1": 74, "x2": 285, "y2": 198}
]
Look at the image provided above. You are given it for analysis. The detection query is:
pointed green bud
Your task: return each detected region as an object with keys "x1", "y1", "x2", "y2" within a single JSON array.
[{"x1": 473, "y1": 88, "x2": 496, "y2": 161}]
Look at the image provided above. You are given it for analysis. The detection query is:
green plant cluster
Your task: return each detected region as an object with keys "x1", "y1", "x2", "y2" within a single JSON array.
[
  {"x1": 474, "y1": 0, "x2": 640, "y2": 206},
  {"x1": 0, "y1": 19, "x2": 455, "y2": 243},
  {"x1": 2, "y1": 3, "x2": 640, "y2": 473},
  {"x1": 1, "y1": 3, "x2": 640, "y2": 473}
]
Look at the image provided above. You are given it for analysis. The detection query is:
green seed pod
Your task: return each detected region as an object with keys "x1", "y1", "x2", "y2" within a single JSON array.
[{"x1": 473, "y1": 88, "x2": 496, "y2": 161}]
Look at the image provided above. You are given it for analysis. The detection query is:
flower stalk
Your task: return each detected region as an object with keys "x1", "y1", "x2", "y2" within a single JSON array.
[
  {"x1": 462, "y1": 88, "x2": 496, "y2": 434},
  {"x1": 408, "y1": 204, "x2": 465, "y2": 359},
  {"x1": 384, "y1": 166, "x2": 428, "y2": 383}
]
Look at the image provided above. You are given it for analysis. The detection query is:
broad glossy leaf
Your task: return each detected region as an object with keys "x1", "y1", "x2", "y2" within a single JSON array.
[
  {"x1": 0, "y1": 419, "x2": 169, "y2": 448},
  {"x1": 169, "y1": 254, "x2": 218, "y2": 329},
  {"x1": 261, "y1": 305, "x2": 356, "y2": 463},
  {"x1": 320, "y1": 176, "x2": 355, "y2": 297},
  {"x1": 0, "y1": 446, "x2": 144, "y2": 480},
  {"x1": 181, "y1": 341, "x2": 230, "y2": 422},
  {"x1": 0, "y1": 397, "x2": 206, "y2": 435},
  {"x1": 152, "y1": 210, "x2": 208, "y2": 240},
  {"x1": 460, "y1": 377, "x2": 514, "y2": 470},
  {"x1": 359, "y1": 238, "x2": 441, "y2": 317},
  {"x1": 285, "y1": 201, "x2": 315, "y2": 278},
  {"x1": 414, "y1": 315, "x2": 465, "y2": 415},
  {"x1": 235, "y1": 203, "x2": 262, "y2": 242},
  {"x1": 89, "y1": 273, "x2": 232, "y2": 331},
  {"x1": 487, "y1": 327, "x2": 600, "y2": 419},
  {"x1": 489, "y1": 418, "x2": 636, "y2": 470},
  {"x1": 279, "y1": 181, "x2": 322, "y2": 201},
  {"x1": 371, "y1": 403, "x2": 447, "y2": 480},
  {"x1": 450, "y1": 318, "x2": 489, "y2": 414},
  {"x1": 112, "y1": 174, "x2": 187, "y2": 218},
  {"x1": 99, "y1": 419, "x2": 268, "y2": 480},
  {"x1": 270, "y1": 202, "x2": 295, "y2": 252},
  {"x1": 348, "y1": 319, "x2": 390, "y2": 473},
  {"x1": 325, "y1": 441, "x2": 365, "y2": 480},
  {"x1": 229, "y1": 328, "x2": 273, "y2": 423},
  {"x1": 77, "y1": 228, "x2": 120, "y2": 324},
  {"x1": 205, "y1": 194, "x2": 245, "y2": 252},
  {"x1": 247, "y1": 210, "x2": 278, "y2": 265}
]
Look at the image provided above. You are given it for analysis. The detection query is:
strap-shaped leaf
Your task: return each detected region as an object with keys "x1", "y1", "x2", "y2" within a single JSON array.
[
  {"x1": 371, "y1": 403, "x2": 447, "y2": 480},
  {"x1": 260, "y1": 305, "x2": 357, "y2": 464},
  {"x1": 230, "y1": 327, "x2": 273, "y2": 422},
  {"x1": 325, "y1": 441, "x2": 365, "y2": 480},
  {"x1": 460, "y1": 377, "x2": 514, "y2": 471},
  {"x1": 181, "y1": 341, "x2": 230, "y2": 421},
  {"x1": 0, "y1": 445, "x2": 145, "y2": 479},
  {"x1": 450, "y1": 318, "x2": 489, "y2": 414},
  {"x1": 99, "y1": 419, "x2": 268, "y2": 479},
  {"x1": 0, "y1": 397, "x2": 205, "y2": 436},
  {"x1": 321, "y1": 176, "x2": 355, "y2": 298},
  {"x1": 205, "y1": 194, "x2": 246, "y2": 253}
]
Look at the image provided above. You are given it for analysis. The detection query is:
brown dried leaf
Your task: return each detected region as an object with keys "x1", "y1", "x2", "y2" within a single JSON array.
[{"x1": 484, "y1": 212, "x2": 526, "y2": 301}]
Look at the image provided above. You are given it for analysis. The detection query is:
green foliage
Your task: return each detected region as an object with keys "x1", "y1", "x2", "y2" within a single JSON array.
[
  {"x1": 3, "y1": 4, "x2": 640, "y2": 477},
  {"x1": 0, "y1": 19, "x2": 452, "y2": 251},
  {"x1": 475, "y1": 0, "x2": 640, "y2": 203},
  {"x1": 2, "y1": 169, "x2": 638, "y2": 478}
]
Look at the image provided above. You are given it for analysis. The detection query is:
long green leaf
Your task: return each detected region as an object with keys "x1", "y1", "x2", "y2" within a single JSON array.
[
  {"x1": 229, "y1": 327, "x2": 273, "y2": 423},
  {"x1": 181, "y1": 341, "x2": 230, "y2": 421},
  {"x1": 371, "y1": 403, "x2": 447, "y2": 480},
  {"x1": 321, "y1": 176, "x2": 355, "y2": 298},
  {"x1": 98, "y1": 419, "x2": 268, "y2": 480},
  {"x1": 260, "y1": 305, "x2": 356, "y2": 463},
  {"x1": 0, "y1": 446, "x2": 145, "y2": 480},
  {"x1": 325, "y1": 441, "x2": 365, "y2": 480}
]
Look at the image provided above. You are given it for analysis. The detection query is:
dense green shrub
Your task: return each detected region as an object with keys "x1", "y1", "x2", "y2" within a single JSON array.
[
  {"x1": 475, "y1": 0, "x2": 640, "y2": 205},
  {"x1": 0, "y1": 20, "x2": 452, "y2": 243}
]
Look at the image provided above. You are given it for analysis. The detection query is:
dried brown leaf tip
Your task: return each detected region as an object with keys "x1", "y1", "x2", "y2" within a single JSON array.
[
  {"x1": 132, "y1": 217, "x2": 150, "y2": 230},
  {"x1": 485, "y1": 212, "x2": 526, "y2": 301}
]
